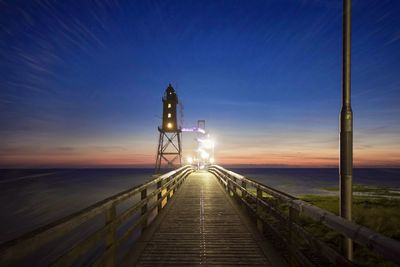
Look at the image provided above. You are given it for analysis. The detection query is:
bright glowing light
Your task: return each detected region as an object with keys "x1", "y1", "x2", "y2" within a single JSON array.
[
  {"x1": 167, "y1": 113, "x2": 171, "y2": 118},
  {"x1": 168, "y1": 103, "x2": 171, "y2": 108},
  {"x1": 167, "y1": 122, "x2": 173, "y2": 128},
  {"x1": 201, "y1": 151, "x2": 209, "y2": 159},
  {"x1": 187, "y1": 156, "x2": 193, "y2": 164},
  {"x1": 209, "y1": 157, "x2": 215, "y2": 164},
  {"x1": 198, "y1": 138, "x2": 215, "y2": 149}
]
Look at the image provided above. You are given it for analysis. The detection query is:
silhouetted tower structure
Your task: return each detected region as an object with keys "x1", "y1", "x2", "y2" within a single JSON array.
[{"x1": 155, "y1": 84, "x2": 182, "y2": 173}]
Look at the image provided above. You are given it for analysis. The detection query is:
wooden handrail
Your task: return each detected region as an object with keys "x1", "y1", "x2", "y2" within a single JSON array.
[
  {"x1": 209, "y1": 165, "x2": 400, "y2": 266},
  {"x1": 0, "y1": 165, "x2": 194, "y2": 266}
]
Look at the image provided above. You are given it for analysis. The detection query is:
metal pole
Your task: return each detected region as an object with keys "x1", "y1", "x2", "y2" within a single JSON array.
[{"x1": 340, "y1": 0, "x2": 353, "y2": 260}]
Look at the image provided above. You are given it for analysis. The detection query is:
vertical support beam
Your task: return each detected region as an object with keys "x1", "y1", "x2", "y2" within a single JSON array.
[
  {"x1": 256, "y1": 187, "x2": 264, "y2": 233},
  {"x1": 241, "y1": 181, "x2": 247, "y2": 209},
  {"x1": 177, "y1": 132, "x2": 182, "y2": 166},
  {"x1": 340, "y1": 0, "x2": 353, "y2": 261},
  {"x1": 232, "y1": 177, "x2": 237, "y2": 197},
  {"x1": 166, "y1": 176, "x2": 172, "y2": 201},
  {"x1": 178, "y1": 172, "x2": 183, "y2": 187},
  {"x1": 229, "y1": 176, "x2": 234, "y2": 197},
  {"x1": 176, "y1": 172, "x2": 181, "y2": 188},
  {"x1": 241, "y1": 181, "x2": 247, "y2": 199},
  {"x1": 288, "y1": 206, "x2": 299, "y2": 267},
  {"x1": 105, "y1": 204, "x2": 116, "y2": 267},
  {"x1": 141, "y1": 188, "x2": 147, "y2": 232},
  {"x1": 157, "y1": 180, "x2": 162, "y2": 213},
  {"x1": 155, "y1": 131, "x2": 163, "y2": 174},
  {"x1": 171, "y1": 175, "x2": 176, "y2": 197},
  {"x1": 227, "y1": 176, "x2": 232, "y2": 196},
  {"x1": 171, "y1": 175, "x2": 175, "y2": 197}
]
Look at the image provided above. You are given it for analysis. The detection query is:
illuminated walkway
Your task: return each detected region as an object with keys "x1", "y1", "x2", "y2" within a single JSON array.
[{"x1": 128, "y1": 171, "x2": 284, "y2": 266}]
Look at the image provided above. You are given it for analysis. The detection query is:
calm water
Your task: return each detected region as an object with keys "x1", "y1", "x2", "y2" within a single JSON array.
[
  {"x1": 0, "y1": 168, "x2": 399, "y2": 243},
  {"x1": 0, "y1": 168, "x2": 153, "y2": 243},
  {"x1": 232, "y1": 168, "x2": 400, "y2": 196}
]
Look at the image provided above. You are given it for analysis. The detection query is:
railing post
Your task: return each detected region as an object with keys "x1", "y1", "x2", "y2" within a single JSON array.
[
  {"x1": 224, "y1": 173, "x2": 227, "y2": 186},
  {"x1": 232, "y1": 177, "x2": 237, "y2": 197},
  {"x1": 288, "y1": 205, "x2": 299, "y2": 267},
  {"x1": 141, "y1": 188, "x2": 147, "y2": 232},
  {"x1": 183, "y1": 171, "x2": 187, "y2": 184},
  {"x1": 176, "y1": 172, "x2": 181, "y2": 188},
  {"x1": 105, "y1": 204, "x2": 116, "y2": 267},
  {"x1": 171, "y1": 174, "x2": 176, "y2": 195},
  {"x1": 157, "y1": 180, "x2": 162, "y2": 213},
  {"x1": 224, "y1": 174, "x2": 229, "y2": 191},
  {"x1": 179, "y1": 172, "x2": 184, "y2": 187},
  {"x1": 256, "y1": 187, "x2": 264, "y2": 233},
  {"x1": 181, "y1": 170, "x2": 188, "y2": 185},
  {"x1": 166, "y1": 176, "x2": 172, "y2": 201},
  {"x1": 226, "y1": 175, "x2": 231, "y2": 195},
  {"x1": 229, "y1": 176, "x2": 234, "y2": 196},
  {"x1": 241, "y1": 181, "x2": 247, "y2": 209},
  {"x1": 241, "y1": 181, "x2": 247, "y2": 199}
]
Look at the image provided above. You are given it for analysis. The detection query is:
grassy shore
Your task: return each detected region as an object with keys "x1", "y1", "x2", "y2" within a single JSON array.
[
  {"x1": 246, "y1": 186, "x2": 400, "y2": 266},
  {"x1": 300, "y1": 195, "x2": 400, "y2": 266},
  {"x1": 322, "y1": 184, "x2": 400, "y2": 197},
  {"x1": 300, "y1": 195, "x2": 400, "y2": 240}
]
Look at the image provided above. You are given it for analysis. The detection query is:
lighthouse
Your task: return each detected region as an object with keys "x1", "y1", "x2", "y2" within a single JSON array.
[
  {"x1": 162, "y1": 84, "x2": 178, "y2": 132},
  {"x1": 155, "y1": 84, "x2": 182, "y2": 173}
]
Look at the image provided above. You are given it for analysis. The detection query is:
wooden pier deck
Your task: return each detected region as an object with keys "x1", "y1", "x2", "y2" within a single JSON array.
[
  {"x1": 128, "y1": 171, "x2": 285, "y2": 266},
  {"x1": 2, "y1": 167, "x2": 399, "y2": 266}
]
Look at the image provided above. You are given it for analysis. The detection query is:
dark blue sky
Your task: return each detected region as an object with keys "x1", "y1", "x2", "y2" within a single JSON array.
[{"x1": 1, "y1": 0, "x2": 399, "y2": 167}]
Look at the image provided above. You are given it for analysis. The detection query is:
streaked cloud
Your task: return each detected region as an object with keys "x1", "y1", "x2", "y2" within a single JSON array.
[{"x1": 1, "y1": 0, "x2": 399, "y2": 167}]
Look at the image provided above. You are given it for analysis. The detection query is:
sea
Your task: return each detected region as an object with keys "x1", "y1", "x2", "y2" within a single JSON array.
[{"x1": 1, "y1": 167, "x2": 399, "y2": 244}]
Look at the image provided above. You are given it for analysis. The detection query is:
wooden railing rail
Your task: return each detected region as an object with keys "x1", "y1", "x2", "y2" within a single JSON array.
[
  {"x1": 209, "y1": 165, "x2": 400, "y2": 266},
  {"x1": 0, "y1": 165, "x2": 194, "y2": 266}
]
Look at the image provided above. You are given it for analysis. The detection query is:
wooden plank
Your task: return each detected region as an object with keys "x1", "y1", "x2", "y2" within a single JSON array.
[{"x1": 129, "y1": 171, "x2": 285, "y2": 266}]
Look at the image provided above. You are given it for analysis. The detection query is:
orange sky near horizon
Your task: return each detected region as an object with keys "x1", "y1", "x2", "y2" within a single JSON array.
[
  {"x1": 1, "y1": 111, "x2": 399, "y2": 168},
  {"x1": 2, "y1": 151, "x2": 399, "y2": 168},
  {"x1": 1, "y1": 133, "x2": 399, "y2": 168}
]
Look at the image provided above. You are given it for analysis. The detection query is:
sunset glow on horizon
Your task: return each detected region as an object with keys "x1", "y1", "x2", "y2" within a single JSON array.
[{"x1": 1, "y1": 128, "x2": 399, "y2": 168}]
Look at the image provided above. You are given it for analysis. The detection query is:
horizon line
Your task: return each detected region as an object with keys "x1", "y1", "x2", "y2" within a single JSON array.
[{"x1": 1, "y1": 164, "x2": 399, "y2": 169}]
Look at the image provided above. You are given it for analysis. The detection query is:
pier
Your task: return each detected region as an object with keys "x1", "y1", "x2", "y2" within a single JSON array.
[
  {"x1": 0, "y1": 0, "x2": 400, "y2": 267},
  {"x1": 1, "y1": 165, "x2": 400, "y2": 266},
  {"x1": 128, "y1": 171, "x2": 282, "y2": 266}
]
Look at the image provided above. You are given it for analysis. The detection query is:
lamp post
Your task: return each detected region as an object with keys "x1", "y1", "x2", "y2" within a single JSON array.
[{"x1": 340, "y1": 0, "x2": 353, "y2": 260}]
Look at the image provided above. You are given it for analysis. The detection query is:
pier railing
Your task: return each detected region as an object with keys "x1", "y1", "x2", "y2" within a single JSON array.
[
  {"x1": 0, "y1": 165, "x2": 194, "y2": 267},
  {"x1": 209, "y1": 165, "x2": 400, "y2": 266}
]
